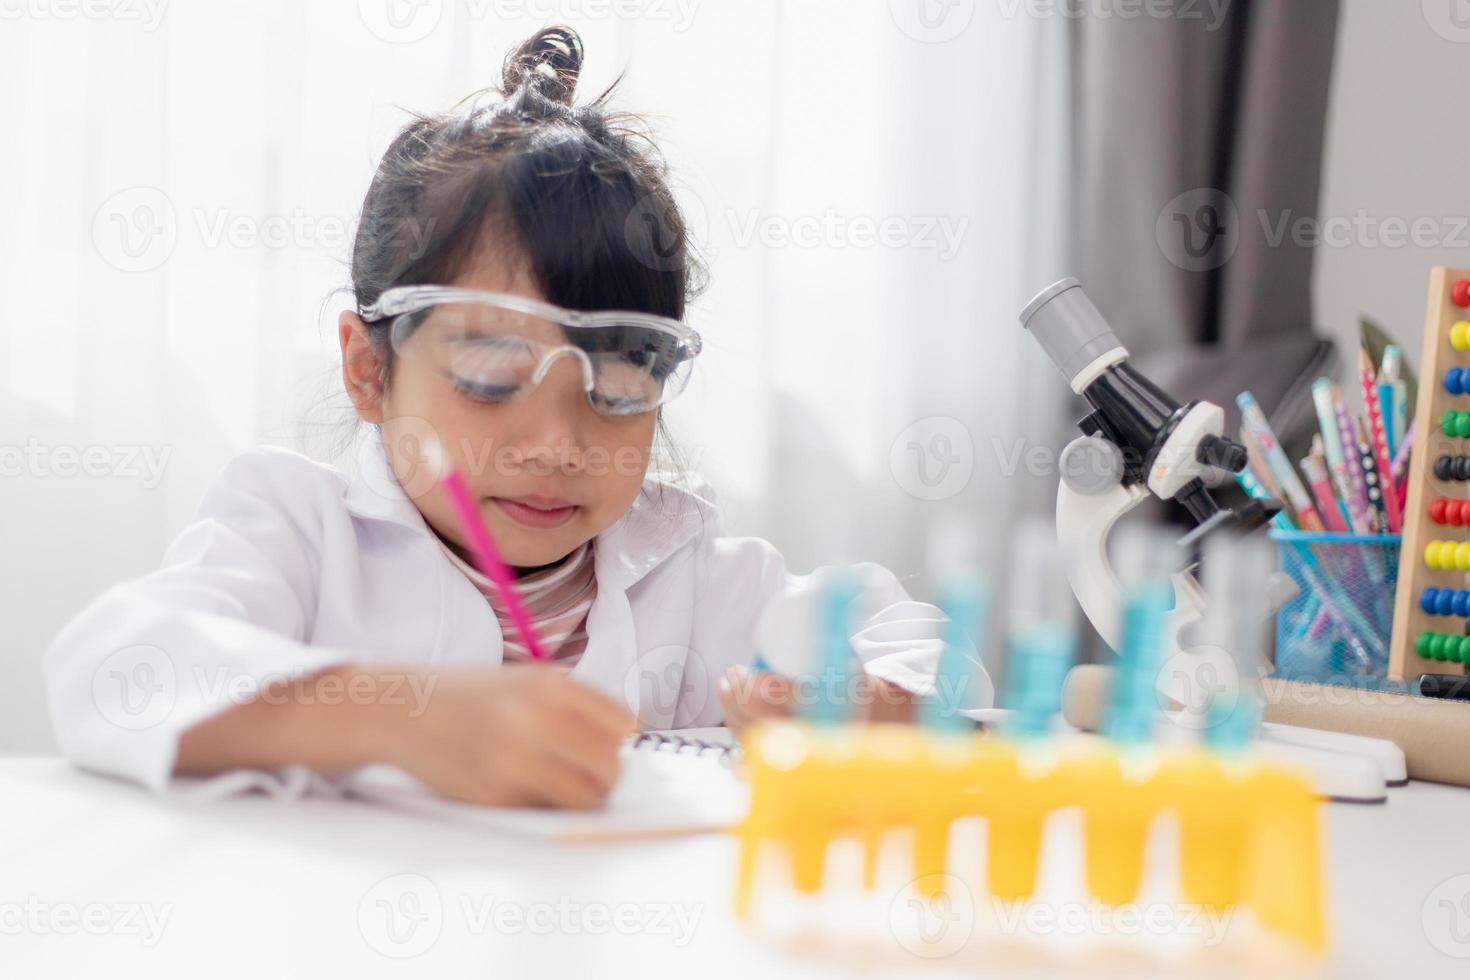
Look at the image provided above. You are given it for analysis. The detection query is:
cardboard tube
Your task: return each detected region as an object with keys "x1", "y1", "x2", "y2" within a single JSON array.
[{"x1": 1060, "y1": 664, "x2": 1470, "y2": 787}]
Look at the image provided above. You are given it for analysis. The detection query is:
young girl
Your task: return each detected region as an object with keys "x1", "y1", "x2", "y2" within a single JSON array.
[{"x1": 44, "y1": 27, "x2": 992, "y2": 809}]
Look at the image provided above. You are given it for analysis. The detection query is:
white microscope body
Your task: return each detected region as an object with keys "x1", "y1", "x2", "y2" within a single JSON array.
[{"x1": 1021, "y1": 279, "x2": 1403, "y2": 800}]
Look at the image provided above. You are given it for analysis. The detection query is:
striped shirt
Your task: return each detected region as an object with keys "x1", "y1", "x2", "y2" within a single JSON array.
[{"x1": 440, "y1": 540, "x2": 598, "y2": 665}]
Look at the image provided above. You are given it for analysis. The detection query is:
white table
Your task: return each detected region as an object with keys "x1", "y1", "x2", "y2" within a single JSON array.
[{"x1": 1, "y1": 758, "x2": 1467, "y2": 979}]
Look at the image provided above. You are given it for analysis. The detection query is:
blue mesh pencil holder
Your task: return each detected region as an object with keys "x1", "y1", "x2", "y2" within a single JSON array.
[{"x1": 1270, "y1": 530, "x2": 1401, "y2": 684}]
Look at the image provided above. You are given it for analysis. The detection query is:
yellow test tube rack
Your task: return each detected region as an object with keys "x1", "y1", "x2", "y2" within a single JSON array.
[{"x1": 734, "y1": 721, "x2": 1326, "y2": 954}]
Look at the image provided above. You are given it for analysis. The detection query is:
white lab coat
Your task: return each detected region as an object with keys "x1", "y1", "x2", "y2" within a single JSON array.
[{"x1": 43, "y1": 431, "x2": 993, "y2": 799}]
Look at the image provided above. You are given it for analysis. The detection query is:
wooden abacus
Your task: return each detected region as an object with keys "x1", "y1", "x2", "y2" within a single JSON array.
[{"x1": 1388, "y1": 268, "x2": 1470, "y2": 680}]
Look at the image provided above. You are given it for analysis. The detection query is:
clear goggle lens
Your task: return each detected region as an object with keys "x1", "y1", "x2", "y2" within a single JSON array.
[{"x1": 389, "y1": 301, "x2": 697, "y2": 417}]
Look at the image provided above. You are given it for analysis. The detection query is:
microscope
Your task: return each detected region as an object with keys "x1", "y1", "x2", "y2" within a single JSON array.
[
  {"x1": 1018, "y1": 279, "x2": 1405, "y2": 801},
  {"x1": 1020, "y1": 277, "x2": 1288, "y2": 697}
]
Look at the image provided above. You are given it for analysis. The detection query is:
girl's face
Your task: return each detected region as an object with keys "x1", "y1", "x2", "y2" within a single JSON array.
[{"x1": 340, "y1": 259, "x2": 657, "y2": 570}]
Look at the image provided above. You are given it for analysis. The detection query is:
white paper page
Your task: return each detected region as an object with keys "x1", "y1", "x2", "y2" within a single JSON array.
[{"x1": 347, "y1": 741, "x2": 748, "y2": 842}]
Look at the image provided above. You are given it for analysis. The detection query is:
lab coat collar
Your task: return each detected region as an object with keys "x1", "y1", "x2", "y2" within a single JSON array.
[{"x1": 342, "y1": 429, "x2": 714, "y2": 592}]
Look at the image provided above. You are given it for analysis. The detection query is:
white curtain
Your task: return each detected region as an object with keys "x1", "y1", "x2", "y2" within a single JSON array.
[{"x1": 0, "y1": 0, "x2": 1070, "y2": 751}]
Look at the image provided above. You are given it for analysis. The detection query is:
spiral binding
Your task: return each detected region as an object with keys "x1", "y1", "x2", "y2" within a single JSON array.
[{"x1": 631, "y1": 731, "x2": 738, "y2": 759}]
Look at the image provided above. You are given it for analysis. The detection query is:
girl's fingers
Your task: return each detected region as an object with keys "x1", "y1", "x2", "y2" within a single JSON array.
[
  {"x1": 720, "y1": 665, "x2": 766, "y2": 715},
  {"x1": 570, "y1": 686, "x2": 639, "y2": 738},
  {"x1": 720, "y1": 668, "x2": 758, "y2": 730},
  {"x1": 719, "y1": 683, "x2": 750, "y2": 733},
  {"x1": 550, "y1": 673, "x2": 639, "y2": 740},
  {"x1": 721, "y1": 666, "x2": 796, "y2": 731},
  {"x1": 753, "y1": 672, "x2": 795, "y2": 710},
  {"x1": 534, "y1": 708, "x2": 624, "y2": 794},
  {"x1": 519, "y1": 751, "x2": 613, "y2": 810}
]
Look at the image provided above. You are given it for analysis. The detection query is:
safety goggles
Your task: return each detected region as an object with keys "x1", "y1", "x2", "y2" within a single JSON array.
[{"x1": 360, "y1": 286, "x2": 702, "y2": 417}]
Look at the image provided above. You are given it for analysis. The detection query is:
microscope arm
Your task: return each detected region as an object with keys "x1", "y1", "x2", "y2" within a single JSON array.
[
  {"x1": 1055, "y1": 475, "x2": 1146, "y2": 651},
  {"x1": 1055, "y1": 452, "x2": 1212, "y2": 707}
]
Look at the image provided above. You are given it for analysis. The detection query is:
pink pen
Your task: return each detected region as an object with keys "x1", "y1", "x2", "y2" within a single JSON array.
[
  {"x1": 1300, "y1": 452, "x2": 1347, "y2": 533},
  {"x1": 1359, "y1": 350, "x2": 1401, "y2": 532},
  {"x1": 428, "y1": 440, "x2": 550, "y2": 662}
]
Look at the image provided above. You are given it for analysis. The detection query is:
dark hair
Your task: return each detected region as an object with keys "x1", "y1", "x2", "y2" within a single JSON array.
[{"x1": 350, "y1": 25, "x2": 703, "y2": 377}]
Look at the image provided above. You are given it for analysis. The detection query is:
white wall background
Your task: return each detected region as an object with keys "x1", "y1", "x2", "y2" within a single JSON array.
[
  {"x1": 1314, "y1": 0, "x2": 1470, "y2": 378},
  {"x1": 1, "y1": 1, "x2": 1070, "y2": 752}
]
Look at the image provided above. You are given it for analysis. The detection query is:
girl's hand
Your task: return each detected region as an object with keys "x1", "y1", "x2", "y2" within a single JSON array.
[
  {"x1": 717, "y1": 666, "x2": 796, "y2": 735},
  {"x1": 390, "y1": 666, "x2": 637, "y2": 810},
  {"x1": 717, "y1": 664, "x2": 917, "y2": 736}
]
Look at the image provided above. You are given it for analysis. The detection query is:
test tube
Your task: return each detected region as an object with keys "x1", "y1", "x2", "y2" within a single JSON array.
[
  {"x1": 1198, "y1": 532, "x2": 1274, "y2": 751},
  {"x1": 805, "y1": 566, "x2": 861, "y2": 727},
  {"x1": 1104, "y1": 524, "x2": 1181, "y2": 745},
  {"x1": 921, "y1": 513, "x2": 990, "y2": 733},
  {"x1": 1003, "y1": 517, "x2": 1078, "y2": 739}
]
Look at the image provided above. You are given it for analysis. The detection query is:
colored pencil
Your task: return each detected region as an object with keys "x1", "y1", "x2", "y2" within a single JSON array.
[
  {"x1": 1359, "y1": 348, "x2": 1402, "y2": 532},
  {"x1": 1377, "y1": 380, "x2": 1398, "y2": 459},
  {"x1": 1355, "y1": 419, "x2": 1389, "y2": 534},
  {"x1": 1392, "y1": 419, "x2": 1416, "y2": 483},
  {"x1": 1334, "y1": 384, "x2": 1377, "y2": 532},
  {"x1": 1237, "y1": 391, "x2": 1325, "y2": 531},
  {"x1": 1391, "y1": 380, "x2": 1408, "y2": 448},
  {"x1": 1311, "y1": 385, "x2": 1358, "y2": 531},
  {"x1": 1314, "y1": 379, "x2": 1374, "y2": 534},
  {"x1": 431, "y1": 442, "x2": 550, "y2": 662},
  {"x1": 1380, "y1": 345, "x2": 1408, "y2": 450},
  {"x1": 1301, "y1": 450, "x2": 1347, "y2": 533}
]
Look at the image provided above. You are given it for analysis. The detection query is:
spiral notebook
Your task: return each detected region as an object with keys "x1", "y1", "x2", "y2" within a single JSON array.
[
  {"x1": 346, "y1": 727, "x2": 747, "y2": 841},
  {"x1": 630, "y1": 726, "x2": 740, "y2": 762}
]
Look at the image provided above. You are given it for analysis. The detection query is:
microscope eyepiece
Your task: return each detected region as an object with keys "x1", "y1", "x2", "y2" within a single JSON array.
[
  {"x1": 1020, "y1": 277, "x2": 1256, "y2": 527},
  {"x1": 1019, "y1": 277, "x2": 1127, "y2": 393}
]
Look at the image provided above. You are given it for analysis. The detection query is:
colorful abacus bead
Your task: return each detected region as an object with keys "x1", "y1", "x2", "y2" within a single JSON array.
[
  {"x1": 1454, "y1": 279, "x2": 1470, "y2": 308},
  {"x1": 1429, "y1": 498, "x2": 1470, "y2": 525},
  {"x1": 1421, "y1": 588, "x2": 1470, "y2": 617},
  {"x1": 1415, "y1": 631, "x2": 1468, "y2": 662},
  {"x1": 1424, "y1": 540, "x2": 1470, "y2": 570},
  {"x1": 1434, "y1": 455, "x2": 1470, "y2": 481},
  {"x1": 1453, "y1": 322, "x2": 1470, "y2": 351},
  {"x1": 1450, "y1": 367, "x2": 1470, "y2": 395},
  {"x1": 1443, "y1": 411, "x2": 1470, "y2": 438}
]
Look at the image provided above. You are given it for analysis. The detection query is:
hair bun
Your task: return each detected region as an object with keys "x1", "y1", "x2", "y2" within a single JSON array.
[{"x1": 502, "y1": 26, "x2": 583, "y2": 105}]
